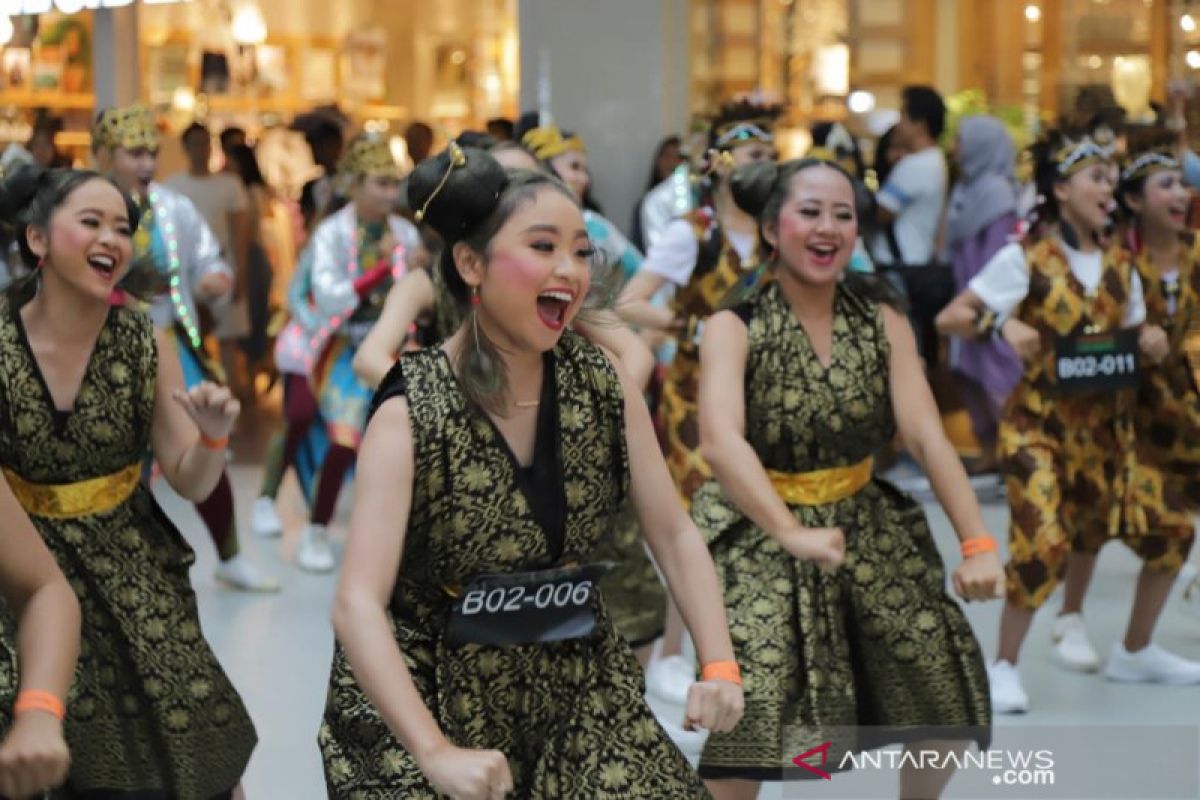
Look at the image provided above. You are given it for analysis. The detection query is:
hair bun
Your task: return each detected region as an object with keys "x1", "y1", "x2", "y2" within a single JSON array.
[
  {"x1": 729, "y1": 161, "x2": 780, "y2": 217},
  {"x1": 407, "y1": 145, "x2": 508, "y2": 242},
  {"x1": 0, "y1": 163, "x2": 47, "y2": 225}
]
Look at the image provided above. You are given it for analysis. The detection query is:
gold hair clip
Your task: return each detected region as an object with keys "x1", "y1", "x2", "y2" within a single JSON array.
[{"x1": 414, "y1": 142, "x2": 467, "y2": 223}]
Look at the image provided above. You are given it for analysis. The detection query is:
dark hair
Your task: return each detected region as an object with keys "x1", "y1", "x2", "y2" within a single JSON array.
[
  {"x1": 513, "y1": 111, "x2": 541, "y2": 144},
  {"x1": 407, "y1": 147, "x2": 582, "y2": 412},
  {"x1": 646, "y1": 135, "x2": 682, "y2": 191},
  {"x1": 181, "y1": 122, "x2": 209, "y2": 144},
  {"x1": 305, "y1": 120, "x2": 343, "y2": 147},
  {"x1": 1027, "y1": 127, "x2": 1101, "y2": 233},
  {"x1": 902, "y1": 85, "x2": 947, "y2": 141},
  {"x1": 811, "y1": 122, "x2": 865, "y2": 178},
  {"x1": 226, "y1": 144, "x2": 266, "y2": 189},
  {"x1": 730, "y1": 158, "x2": 905, "y2": 310},
  {"x1": 0, "y1": 165, "x2": 150, "y2": 299},
  {"x1": 456, "y1": 130, "x2": 498, "y2": 151},
  {"x1": 1117, "y1": 126, "x2": 1179, "y2": 221},
  {"x1": 486, "y1": 118, "x2": 515, "y2": 140},
  {"x1": 219, "y1": 126, "x2": 247, "y2": 151},
  {"x1": 873, "y1": 124, "x2": 902, "y2": 185}
]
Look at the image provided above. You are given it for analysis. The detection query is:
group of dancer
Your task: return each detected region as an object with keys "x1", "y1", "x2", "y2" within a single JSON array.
[{"x1": 0, "y1": 91, "x2": 1192, "y2": 800}]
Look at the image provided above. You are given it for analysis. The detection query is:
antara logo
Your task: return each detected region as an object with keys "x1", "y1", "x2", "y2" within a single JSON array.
[{"x1": 792, "y1": 741, "x2": 833, "y2": 780}]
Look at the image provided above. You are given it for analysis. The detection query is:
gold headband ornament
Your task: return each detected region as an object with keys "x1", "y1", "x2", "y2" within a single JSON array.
[
  {"x1": 338, "y1": 135, "x2": 402, "y2": 180},
  {"x1": 1053, "y1": 137, "x2": 1110, "y2": 177},
  {"x1": 1121, "y1": 149, "x2": 1180, "y2": 183},
  {"x1": 521, "y1": 126, "x2": 586, "y2": 161},
  {"x1": 93, "y1": 106, "x2": 161, "y2": 152},
  {"x1": 413, "y1": 141, "x2": 467, "y2": 224},
  {"x1": 714, "y1": 120, "x2": 774, "y2": 151}
]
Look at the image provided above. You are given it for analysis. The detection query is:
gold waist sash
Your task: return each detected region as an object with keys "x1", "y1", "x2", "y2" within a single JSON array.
[
  {"x1": 767, "y1": 457, "x2": 874, "y2": 506},
  {"x1": 3, "y1": 463, "x2": 141, "y2": 519}
]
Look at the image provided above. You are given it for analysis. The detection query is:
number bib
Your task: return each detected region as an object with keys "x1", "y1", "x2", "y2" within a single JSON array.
[
  {"x1": 1054, "y1": 329, "x2": 1140, "y2": 394},
  {"x1": 446, "y1": 563, "x2": 610, "y2": 648}
]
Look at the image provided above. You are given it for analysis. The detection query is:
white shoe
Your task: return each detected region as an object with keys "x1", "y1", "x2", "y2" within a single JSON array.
[
  {"x1": 645, "y1": 647, "x2": 695, "y2": 708},
  {"x1": 297, "y1": 524, "x2": 336, "y2": 573},
  {"x1": 1105, "y1": 643, "x2": 1200, "y2": 685},
  {"x1": 251, "y1": 496, "x2": 283, "y2": 538},
  {"x1": 1050, "y1": 613, "x2": 1100, "y2": 672},
  {"x1": 215, "y1": 554, "x2": 280, "y2": 593},
  {"x1": 987, "y1": 660, "x2": 1029, "y2": 714}
]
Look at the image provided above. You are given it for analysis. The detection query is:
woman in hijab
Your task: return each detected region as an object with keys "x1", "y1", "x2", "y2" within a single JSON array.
[{"x1": 945, "y1": 115, "x2": 1023, "y2": 472}]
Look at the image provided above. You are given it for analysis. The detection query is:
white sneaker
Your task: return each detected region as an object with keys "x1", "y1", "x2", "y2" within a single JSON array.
[
  {"x1": 645, "y1": 647, "x2": 695, "y2": 708},
  {"x1": 1050, "y1": 613, "x2": 1100, "y2": 672},
  {"x1": 251, "y1": 496, "x2": 283, "y2": 538},
  {"x1": 297, "y1": 524, "x2": 336, "y2": 573},
  {"x1": 987, "y1": 660, "x2": 1029, "y2": 714},
  {"x1": 1105, "y1": 643, "x2": 1200, "y2": 685},
  {"x1": 215, "y1": 554, "x2": 280, "y2": 593}
]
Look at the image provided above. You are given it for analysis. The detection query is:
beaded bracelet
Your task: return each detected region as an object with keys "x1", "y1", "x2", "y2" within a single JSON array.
[
  {"x1": 700, "y1": 661, "x2": 743, "y2": 685},
  {"x1": 961, "y1": 536, "x2": 998, "y2": 559},
  {"x1": 14, "y1": 690, "x2": 65, "y2": 720}
]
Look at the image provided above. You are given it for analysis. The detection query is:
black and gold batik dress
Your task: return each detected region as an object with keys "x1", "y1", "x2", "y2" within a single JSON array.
[
  {"x1": 998, "y1": 240, "x2": 1192, "y2": 611},
  {"x1": 0, "y1": 299, "x2": 256, "y2": 799},
  {"x1": 1135, "y1": 235, "x2": 1200, "y2": 512},
  {"x1": 319, "y1": 331, "x2": 706, "y2": 798},
  {"x1": 691, "y1": 280, "x2": 991, "y2": 780}
]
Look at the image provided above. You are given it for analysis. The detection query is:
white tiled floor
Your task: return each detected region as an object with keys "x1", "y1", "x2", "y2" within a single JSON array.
[{"x1": 158, "y1": 407, "x2": 1200, "y2": 799}]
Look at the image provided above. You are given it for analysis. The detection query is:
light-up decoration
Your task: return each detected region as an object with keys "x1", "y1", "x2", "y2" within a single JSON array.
[
  {"x1": 231, "y1": 1, "x2": 266, "y2": 46},
  {"x1": 848, "y1": 90, "x2": 876, "y2": 114},
  {"x1": 172, "y1": 86, "x2": 196, "y2": 112},
  {"x1": 1188, "y1": 50, "x2": 1200, "y2": 69},
  {"x1": 814, "y1": 44, "x2": 850, "y2": 96},
  {"x1": 1024, "y1": 4, "x2": 1041, "y2": 23},
  {"x1": 1184, "y1": 14, "x2": 1197, "y2": 33}
]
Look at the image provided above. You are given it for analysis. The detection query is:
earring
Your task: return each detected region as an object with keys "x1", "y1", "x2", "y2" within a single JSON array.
[
  {"x1": 35, "y1": 256, "x2": 44, "y2": 271},
  {"x1": 470, "y1": 286, "x2": 481, "y2": 306}
]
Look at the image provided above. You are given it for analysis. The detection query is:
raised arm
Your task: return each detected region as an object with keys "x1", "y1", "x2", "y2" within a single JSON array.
[
  {"x1": 150, "y1": 328, "x2": 239, "y2": 501},
  {"x1": 352, "y1": 270, "x2": 436, "y2": 389}
]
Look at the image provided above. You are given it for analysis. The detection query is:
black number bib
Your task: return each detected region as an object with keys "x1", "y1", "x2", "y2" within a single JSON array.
[
  {"x1": 1054, "y1": 329, "x2": 1139, "y2": 394},
  {"x1": 446, "y1": 563, "x2": 610, "y2": 648}
]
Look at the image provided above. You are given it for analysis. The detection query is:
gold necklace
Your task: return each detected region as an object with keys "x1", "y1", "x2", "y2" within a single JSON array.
[{"x1": 514, "y1": 400, "x2": 540, "y2": 408}]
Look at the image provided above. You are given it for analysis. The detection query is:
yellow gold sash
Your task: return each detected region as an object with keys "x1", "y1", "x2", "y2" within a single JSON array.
[
  {"x1": 767, "y1": 457, "x2": 874, "y2": 506},
  {"x1": 3, "y1": 463, "x2": 141, "y2": 519}
]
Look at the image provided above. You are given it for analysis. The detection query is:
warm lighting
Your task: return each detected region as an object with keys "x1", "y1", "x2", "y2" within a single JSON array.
[
  {"x1": 1183, "y1": 13, "x2": 1197, "y2": 33},
  {"x1": 172, "y1": 86, "x2": 196, "y2": 112},
  {"x1": 231, "y1": 1, "x2": 267, "y2": 46},
  {"x1": 1024, "y1": 4, "x2": 1041, "y2": 22},
  {"x1": 0, "y1": 16, "x2": 12, "y2": 46},
  {"x1": 814, "y1": 43, "x2": 850, "y2": 96},
  {"x1": 1188, "y1": 50, "x2": 1200, "y2": 69},
  {"x1": 450, "y1": 49, "x2": 466, "y2": 65},
  {"x1": 1087, "y1": 55, "x2": 1103, "y2": 69},
  {"x1": 848, "y1": 90, "x2": 875, "y2": 114}
]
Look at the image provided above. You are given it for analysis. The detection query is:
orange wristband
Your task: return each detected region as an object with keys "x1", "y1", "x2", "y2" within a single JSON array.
[
  {"x1": 961, "y1": 535, "x2": 998, "y2": 559},
  {"x1": 700, "y1": 660, "x2": 743, "y2": 685},
  {"x1": 198, "y1": 432, "x2": 229, "y2": 451},
  {"x1": 14, "y1": 690, "x2": 65, "y2": 720}
]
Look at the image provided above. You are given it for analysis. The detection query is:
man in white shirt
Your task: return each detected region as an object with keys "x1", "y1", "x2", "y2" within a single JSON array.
[
  {"x1": 168, "y1": 122, "x2": 252, "y2": 395},
  {"x1": 873, "y1": 85, "x2": 950, "y2": 362}
]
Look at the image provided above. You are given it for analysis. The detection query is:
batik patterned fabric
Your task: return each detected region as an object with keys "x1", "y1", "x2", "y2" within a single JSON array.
[
  {"x1": 691, "y1": 280, "x2": 990, "y2": 780},
  {"x1": 1135, "y1": 235, "x2": 1200, "y2": 511},
  {"x1": 319, "y1": 332, "x2": 706, "y2": 798},
  {"x1": 660, "y1": 210, "x2": 754, "y2": 508},
  {"x1": 999, "y1": 239, "x2": 1192, "y2": 611},
  {"x1": 0, "y1": 299, "x2": 255, "y2": 798}
]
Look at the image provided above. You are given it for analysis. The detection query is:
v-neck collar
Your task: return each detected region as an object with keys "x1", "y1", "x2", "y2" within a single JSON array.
[
  {"x1": 436, "y1": 347, "x2": 568, "y2": 564},
  {"x1": 13, "y1": 300, "x2": 111, "y2": 431},
  {"x1": 775, "y1": 281, "x2": 843, "y2": 375}
]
